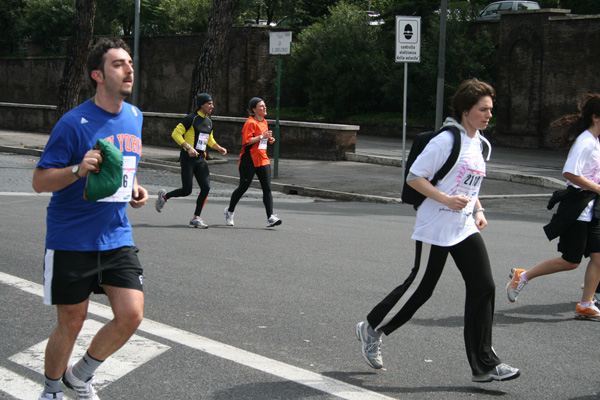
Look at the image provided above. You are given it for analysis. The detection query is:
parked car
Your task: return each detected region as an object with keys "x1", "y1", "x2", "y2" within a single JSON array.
[
  {"x1": 365, "y1": 11, "x2": 385, "y2": 25},
  {"x1": 477, "y1": 1, "x2": 540, "y2": 20}
]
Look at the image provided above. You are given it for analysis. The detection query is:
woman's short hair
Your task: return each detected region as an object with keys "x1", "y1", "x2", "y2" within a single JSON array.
[{"x1": 450, "y1": 78, "x2": 496, "y2": 121}]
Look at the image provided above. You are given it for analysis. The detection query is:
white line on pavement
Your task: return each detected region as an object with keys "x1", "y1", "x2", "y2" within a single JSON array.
[{"x1": 0, "y1": 271, "x2": 394, "y2": 400}]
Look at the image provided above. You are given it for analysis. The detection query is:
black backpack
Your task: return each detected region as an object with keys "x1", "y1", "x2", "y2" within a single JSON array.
[{"x1": 401, "y1": 125, "x2": 461, "y2": 210}]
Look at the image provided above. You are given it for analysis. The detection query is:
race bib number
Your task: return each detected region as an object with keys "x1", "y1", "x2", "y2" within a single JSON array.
[
  {"x1": 195, "y1": 133, "x2": 209, "y2": 151},
  {"x1": 98, "y1": 156, "x2": 136, "y2": 203},
  {"x1": 258, "y1": 138, "x2": 268, "y2": 150}
]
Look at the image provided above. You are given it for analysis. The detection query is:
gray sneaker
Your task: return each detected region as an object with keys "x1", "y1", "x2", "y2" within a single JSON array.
[
  {"x1": 506, "y1": 268, "x2": 527, "y2": 302},
  {"x1": 224, "y1": 207, "x2": 234, "y2": 226},
  {"x1": 355, "y1": 321, "x2": 383, "y2": 369},
  {"x1": 472, "y1": 363, "x2": 520, "y2": 382},
  {"x1": 267, "y1": 214, "x2": 282, "y2": 227},
  {"x1": 62, "y1": 364, "x2": 99, "y2": 399},
  {"x1": 39, "y1": 392, "x2": 64, "y2": 399},
  {"x1": 155, "y1": 189, "x2": 167, "y2": 212},
  {"x1": 189, "y1": 216, "x2": 208, "y2": 228},
  {"x1": 594, "y1": 292, "x2": 600, "y2": 304}
]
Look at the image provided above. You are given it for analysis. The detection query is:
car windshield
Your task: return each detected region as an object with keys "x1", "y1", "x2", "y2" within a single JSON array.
[{"x1": 519, "y1": 2, "x2": 540, "y2": 9}]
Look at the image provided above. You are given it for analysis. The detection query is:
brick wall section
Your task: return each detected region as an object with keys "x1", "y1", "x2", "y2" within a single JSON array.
[
  {"x1": 488, "y1": 9, "x2": 600, "y2": 148},
  {"x1": 2, "y1": 13, "x2": 600, "y2": 149}
]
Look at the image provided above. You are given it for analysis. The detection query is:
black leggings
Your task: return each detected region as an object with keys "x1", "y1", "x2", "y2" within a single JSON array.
[
  {"x1": 366, "y1": 233, "x2": 501, "y2": 375},
  {"x1": 228, "y1": 162, "x2": 273, "y2": 217},
  {"x1": 166, "y1": 151, "x2": 210, "y2": 216}
]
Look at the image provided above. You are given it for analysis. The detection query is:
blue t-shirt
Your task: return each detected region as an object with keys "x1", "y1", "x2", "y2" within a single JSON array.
[{"x1": 37, "y1": 100, "x2": 143, "y2": 251}]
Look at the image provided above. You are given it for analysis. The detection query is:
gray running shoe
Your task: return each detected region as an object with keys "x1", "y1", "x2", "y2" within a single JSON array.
[
  {"x1": 189, "y1": 216, "x2": 208, "y2": 228},
  {"x1": 62, "y1": 364, "x2": 99, "y2": 399},
  {"x1": 506, "y1": 268, "x2": 527, "y2": 302},
  {"x1": 224, "y1": 207, "x2": 234, "y2": 226},
  {"x1": 594, "y1": 292, "x2": 600, "y2": 304},
  {"x1": 355, "y1": 321, "x2": 383, "y2": 369},
  {"x1": 155, "y1": 189, "x2": 167, "y2": 212},
  {"x1": 472, "y1": 363, "x2": 520, "y2": 382},
  {"x1": 267, "y1": 214, "x2": 282, "y2": 227},
  {"x1": 39, "y1": 392, "x2": 64, "y2": 399}
]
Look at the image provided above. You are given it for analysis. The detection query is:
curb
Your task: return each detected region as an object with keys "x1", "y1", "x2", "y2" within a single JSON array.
[{"x1": 0, "y1": 145, "x2": 561, "y2": 204}]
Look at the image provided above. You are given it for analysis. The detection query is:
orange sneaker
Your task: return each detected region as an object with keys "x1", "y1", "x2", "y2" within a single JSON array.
[
  {"x1": 575, "y1": 303, "x2": 600, "y2": 321},
  {"x1": 506, "y1": 268, "x2": 527, "y2": 303}
]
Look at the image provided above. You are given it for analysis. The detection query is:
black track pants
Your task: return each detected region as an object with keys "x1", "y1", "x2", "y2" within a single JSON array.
[{"x1": 366, "y1": 233, "x2": 501, "y2": 375}]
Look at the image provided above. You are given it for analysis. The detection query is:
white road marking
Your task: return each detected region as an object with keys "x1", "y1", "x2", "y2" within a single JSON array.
[
  {"x1": 0, "y1": 271, "x2": 394, "y2": 400},
  {"x1": 9, "y1": 319, "x2": 170, "y2": 390}
]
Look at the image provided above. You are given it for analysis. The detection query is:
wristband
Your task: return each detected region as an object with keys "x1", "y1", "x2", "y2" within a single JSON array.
[
  {"x1": 474, "y1": 208, "x2": 485, "y2": 213},
  {"x1": 184, "y1": 144, "x2": 191, "y2": 150}
]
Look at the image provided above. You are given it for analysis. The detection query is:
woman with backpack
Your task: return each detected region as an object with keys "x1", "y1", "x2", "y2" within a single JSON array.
[{"x1": 356, "y1": 78, "x2": 520, "y2": 382}]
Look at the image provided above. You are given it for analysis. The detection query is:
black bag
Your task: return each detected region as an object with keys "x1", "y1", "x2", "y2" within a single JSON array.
[{"x1": 401, "y1": 125, "x2": 461, "y2": 210}]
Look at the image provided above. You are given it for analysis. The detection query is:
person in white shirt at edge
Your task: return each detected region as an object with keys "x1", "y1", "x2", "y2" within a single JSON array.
[
  {"x1": 506, "y1": 94, "x2": 600, "y2": 321},
  {"x1": 356, "y1": 78, "x2": 520, "y2": 383}
]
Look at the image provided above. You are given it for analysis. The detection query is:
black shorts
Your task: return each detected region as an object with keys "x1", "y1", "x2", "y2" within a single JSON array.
[
  {"x1": 43, "y1": 246, "x2": 143, "y2": 305},
  {"x1": 558, "y1": 220, "x2": 600, "y2": 264}
]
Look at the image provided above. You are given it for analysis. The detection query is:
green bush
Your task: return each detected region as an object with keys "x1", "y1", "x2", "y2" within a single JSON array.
[{"x1": 282, "y1": 2, "x2": 387, "y2": 119}]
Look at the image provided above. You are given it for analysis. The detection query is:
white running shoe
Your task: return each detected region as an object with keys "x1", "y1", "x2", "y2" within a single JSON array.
[
  {"x1": 155, "y1": 189, "x2": 167, "y2": 212},
  {"x1": 39, "y1": 392, "x2": 64, "y2": 399},
  {"x1": 62, "y1": 364, "x2": 99, "y2": 399},
  {"x1": 189, "y1": 216, "x2": 208, "y2": 228},
  {"x1": 267, "y1": 214, "x2": 282, "y2": 227},
  {"x1": 224, "y1": 207, "x2": 234, "y2": 226},
  {"x1": 355, "y1": 321, "x2": 383, "y2": 369},
  {"x1": 472, "y1": 363, "x2": 520, "y2": 382}
]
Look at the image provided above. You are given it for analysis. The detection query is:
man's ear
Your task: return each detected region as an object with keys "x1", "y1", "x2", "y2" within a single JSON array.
[{"x1": 91, "y1": 70, "x2": 104, "y2": 85}]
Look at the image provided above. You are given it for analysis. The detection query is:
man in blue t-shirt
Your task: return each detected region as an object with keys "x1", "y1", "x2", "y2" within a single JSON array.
[{"x1": 33, "y1": 37, "x2": 148, "y2": 400}]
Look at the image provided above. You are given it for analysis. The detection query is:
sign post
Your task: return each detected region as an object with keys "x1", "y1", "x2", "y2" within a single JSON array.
[
  {"x1": 395, "y1": 16, "x2": 421, "y2": 190},
  {"x1": 269, "y1": 31, "x2": 292, "y2": 178}
]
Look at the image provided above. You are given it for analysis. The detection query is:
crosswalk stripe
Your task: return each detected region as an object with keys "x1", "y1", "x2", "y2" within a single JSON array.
[{"x1": 0, "y1": 271, "x2": 394, "y2": 400}]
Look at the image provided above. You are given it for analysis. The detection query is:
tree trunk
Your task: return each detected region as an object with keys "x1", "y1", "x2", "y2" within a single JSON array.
[
  {"x1": 188, "y1": 0, "x2": 240, "y2": 112},
  {"x1": 55, "y1": 0, "x2": 98, "y2": 121}
]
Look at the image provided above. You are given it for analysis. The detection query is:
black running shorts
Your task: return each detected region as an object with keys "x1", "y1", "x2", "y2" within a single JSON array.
[
  {"x1": 43, "y1": 246, "x2": 143, "y2": 305},
  {"x1": 558, "y1": 220, "x2": 600, "y2": 264}
]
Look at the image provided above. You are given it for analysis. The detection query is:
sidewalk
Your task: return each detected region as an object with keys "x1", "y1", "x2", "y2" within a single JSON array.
[{"x1": 0, "y1": 129, "x2": 566, "y2": 203}]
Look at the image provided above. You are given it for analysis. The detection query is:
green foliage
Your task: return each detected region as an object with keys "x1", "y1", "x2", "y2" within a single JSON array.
[
  {"x1": 15, "y1": 0, "x2": 76, "y2": 41},
  {"x1": 560, "y1": 0, "x2": 600, "y2": 14},
  {"x1": 0, "y1": 0, "x2": 26, "y2": 44},
  {"x1": 405, "y1": 1, "x2": 496, "y2": 120},
  {"x1": 282, "y1": 1, "x2": 495, "y2": 121},
  {"x1": 282, "y1": 2, "x2": 387, "y2": 119}
]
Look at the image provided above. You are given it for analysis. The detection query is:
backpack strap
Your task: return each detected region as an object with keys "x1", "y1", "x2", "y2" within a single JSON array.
[{"x1": 431, "y1": 125, "x2": 461, "y2": 186}]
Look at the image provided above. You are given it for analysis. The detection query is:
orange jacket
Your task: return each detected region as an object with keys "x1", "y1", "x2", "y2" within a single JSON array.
[{"x1": 238, "y1": 116, "x2": 270, "y2": 167}]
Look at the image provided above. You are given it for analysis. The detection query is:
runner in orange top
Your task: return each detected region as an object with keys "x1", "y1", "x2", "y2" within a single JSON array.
[{"x1": 225, "y1": 97, "x2": 282, "y2": 228}]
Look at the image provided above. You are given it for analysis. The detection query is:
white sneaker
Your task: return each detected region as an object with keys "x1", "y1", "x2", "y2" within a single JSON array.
[
  {"x1": 472, "y1": 363, "x2": 520, "y2": 382},
  {"x1": 155, "y1": 189, "x2": 167, "y2": 212},
  {"x1": 267, "y1": 214, "x2": 282, "y2": 227},
  {"x1": 39, "y1": 392, "x2": 64, "y2": 399},
  {"x1": 355, "y1": 321, "x2": 383, "y2": 369},
  {"x1": 62, "y1": 364, "x2": 99, "y2": 399},
  {"x1": 224, "y1": 207, "x2": 234, "y2": 226},
  {"x1": 189, "y1": 216, "x2": 208, "y2": 228}
]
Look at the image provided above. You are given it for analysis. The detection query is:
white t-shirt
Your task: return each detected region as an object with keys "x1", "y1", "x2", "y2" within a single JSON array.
[
  {"x1": 562, "y1": 130, "x2": 600, "y2": 222},
  {"x1": 410, "y1": 130, "x2": 486, "y2": 246}
]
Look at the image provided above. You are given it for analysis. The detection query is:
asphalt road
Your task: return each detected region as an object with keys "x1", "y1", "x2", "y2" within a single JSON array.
[{"x1": 1, "y1": 153, "x2": 599, "y2": 399}]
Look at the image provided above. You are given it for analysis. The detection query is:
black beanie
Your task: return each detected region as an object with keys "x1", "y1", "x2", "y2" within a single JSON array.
[
  {"x1": 248, "y1": 97, "x2": 264, "y2": 112},
  {"x1": 196, "y1": 93, "x2": 213, "y2": 107}
]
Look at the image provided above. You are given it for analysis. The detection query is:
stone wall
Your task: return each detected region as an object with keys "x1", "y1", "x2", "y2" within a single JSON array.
[
  {"x1": 0, "y1": 102, "x2": 358, "y2": 160},
  {"x1": 0, "y1": 26, "x2": 280, "y2": 116},
  {"x1": 2, "y1": 11, "x2": 600, "y2": 149},
  {"x1": 481, "y1": 9, "x2": 600, "y2": 148}
]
